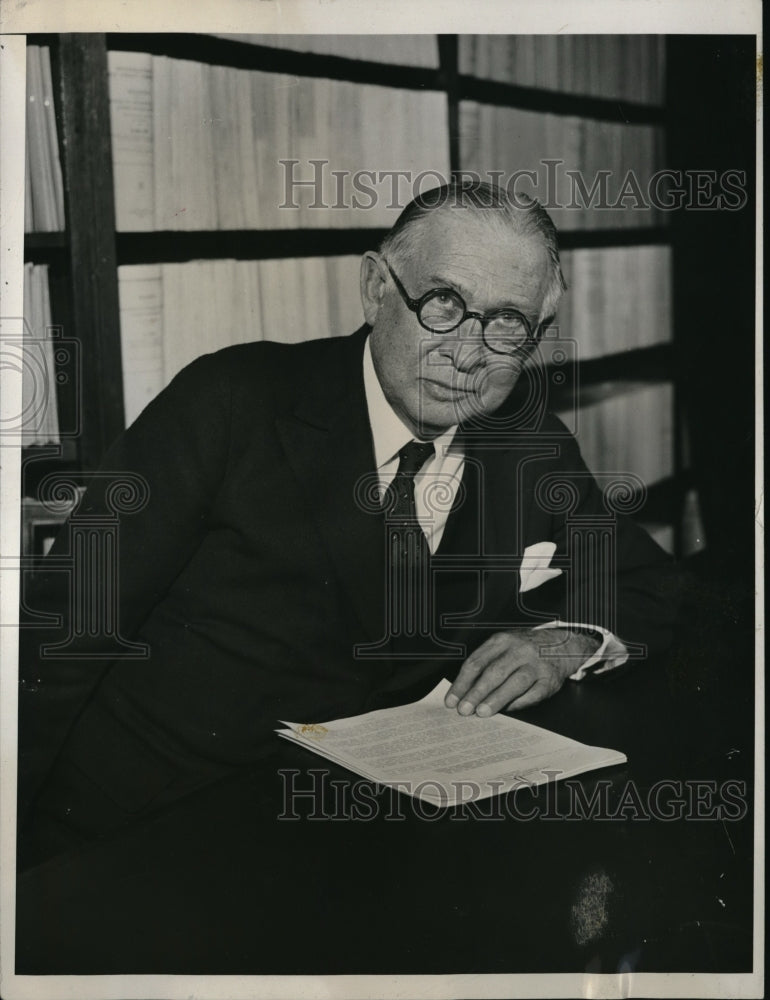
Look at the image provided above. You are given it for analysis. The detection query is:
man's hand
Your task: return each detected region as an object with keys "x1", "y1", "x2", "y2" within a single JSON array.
[{"x1": 444, "y1": 628, "x2": 601, "y2": 717}]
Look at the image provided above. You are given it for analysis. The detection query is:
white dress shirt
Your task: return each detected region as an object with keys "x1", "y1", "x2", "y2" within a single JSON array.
[{"x1": 362, "y1": 337, "x2": 629, "y2": 679}]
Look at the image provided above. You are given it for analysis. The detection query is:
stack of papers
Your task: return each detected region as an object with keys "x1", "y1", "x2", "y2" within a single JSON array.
[{"x1": 277, "y1": 679, "x2": 626, "y2": 807}]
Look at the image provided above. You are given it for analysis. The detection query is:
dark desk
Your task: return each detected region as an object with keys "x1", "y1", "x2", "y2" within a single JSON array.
[{"x1": 16, "y1": 650, "x2": 755, "y2": 976}]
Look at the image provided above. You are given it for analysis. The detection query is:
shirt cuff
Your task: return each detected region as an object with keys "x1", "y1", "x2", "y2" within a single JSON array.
[{"x1": 532, "y1": 619, "x2": 630, "y2": 680}]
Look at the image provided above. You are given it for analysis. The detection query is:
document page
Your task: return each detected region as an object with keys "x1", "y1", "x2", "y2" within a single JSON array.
[{"x1": 277, "y1": 679, "x2": 626, "y2": 805}]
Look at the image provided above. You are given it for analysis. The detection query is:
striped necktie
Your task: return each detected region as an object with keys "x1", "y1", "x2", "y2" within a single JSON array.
[{"x1": 383, "y1": 440, "x2": 435, "y2": 648}]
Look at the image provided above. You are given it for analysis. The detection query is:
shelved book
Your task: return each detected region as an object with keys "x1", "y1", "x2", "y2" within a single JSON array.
[
  {"x1": 558, "y1": 245, "x2": 672, "y2": 359},
  {"x1": 118, "y1": 256, "x2": 363, "y2": 425},
  {"x1": 21, "y1": 263, "x2": 60, "y2": 445},
  {"x1": 108, "y1": 50, "x2": 450, "y2": 232},
  {"x1": 459, "y1": 101, "x2": 665, "y2": 231},
  {"x1": 458, "y1": 35, "x2": 665, "y2": 105},
  {"x1": 24, "y1": 45, "x2": 66, "y2": 233},
  {"x1": 555, "y1": 380, "x2": 674, "y2": 488},
  {"x1": 277, "y1": 678, "x2": 627, "y2": 807}
]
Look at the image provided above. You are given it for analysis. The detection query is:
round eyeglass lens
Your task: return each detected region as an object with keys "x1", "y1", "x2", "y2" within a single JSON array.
[
  {"x1": 484, "y1": 314, "x2": 530, "y2": 353},
  {"x1": 418, "y1": 290, "x2": 465, "y2": 331}
]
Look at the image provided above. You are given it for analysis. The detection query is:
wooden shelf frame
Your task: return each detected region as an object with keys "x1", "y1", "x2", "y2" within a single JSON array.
[
  {"x1": 114, "y1": 225, "x2": 671, "y2": 266},
  {"x1": 101, "y1": 32, "x2": 665, "y2": 124}
]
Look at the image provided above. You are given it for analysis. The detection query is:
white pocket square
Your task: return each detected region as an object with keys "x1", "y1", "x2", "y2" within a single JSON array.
[{"x1": 519, "y1": 541, "x2": 562, "y2": 593}]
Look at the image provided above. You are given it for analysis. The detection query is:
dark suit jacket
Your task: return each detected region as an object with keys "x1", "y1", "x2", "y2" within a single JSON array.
[{"x1": 18, "y1": 327, "x2": 677, "y2": 837}]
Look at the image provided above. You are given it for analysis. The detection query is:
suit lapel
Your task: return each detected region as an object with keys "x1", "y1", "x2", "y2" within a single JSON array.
[
  {"x1": 276, "y1": 330, "x2": 387, "y2": 643},
  {"x1": 457, "y1": 429, "x2": 549, "y2": 625},
  {"x1": 463, "y1": 435, "x2": 518, "y2": 622}
]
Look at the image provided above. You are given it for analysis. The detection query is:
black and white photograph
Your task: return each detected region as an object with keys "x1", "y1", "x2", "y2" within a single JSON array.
[{"x1": 0, "y1": 1, "x2": 762, "y2": 997}]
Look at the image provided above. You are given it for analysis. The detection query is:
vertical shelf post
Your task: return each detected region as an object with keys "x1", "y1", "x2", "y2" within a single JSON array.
[
  {"x1": 438, "y1": 35, "x2": 460, "y2": 176},
  {"x1": 56, "y1": 34, "x2": 124, "y2": 469}
]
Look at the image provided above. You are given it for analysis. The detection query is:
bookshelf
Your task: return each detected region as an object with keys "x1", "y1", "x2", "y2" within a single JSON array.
[
  {"x1": 24, "y1": 32, "x2": 701, "y2": 557},
  {"x1": 23, "y1": 34, "x2": 123, "y2": 500}
]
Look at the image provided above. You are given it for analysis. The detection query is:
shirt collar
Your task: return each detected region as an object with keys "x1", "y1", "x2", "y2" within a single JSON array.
[{"x1": 363, "y1": 336, "x2": 458, "y2": 470}]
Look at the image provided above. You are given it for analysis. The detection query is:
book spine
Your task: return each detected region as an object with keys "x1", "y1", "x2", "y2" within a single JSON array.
[
  {"x1": 22, "y1": 262, "x2": 60, "y2": 444},
  {"x1": 118, "y1": 264, "x2": 164, "y2": 426},
  {"x1": 39, "y1": 45, "x2": 66, "y2": 230},
  {"x1": 108, "y1": 50, "x2": 154, "y2": 231},
  {"x1": 25, "y1": 47, "x2": 49, "y2": 232}
]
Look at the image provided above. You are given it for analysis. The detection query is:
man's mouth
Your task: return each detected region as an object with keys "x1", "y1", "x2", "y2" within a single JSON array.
[{"x1": 420, "y1": 376, "x2": 475, "y2": 398}]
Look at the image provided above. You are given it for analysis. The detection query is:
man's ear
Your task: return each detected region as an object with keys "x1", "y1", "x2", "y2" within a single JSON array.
[{"x1": 360, "y1": 252, "x2": 387, "y2": 325}]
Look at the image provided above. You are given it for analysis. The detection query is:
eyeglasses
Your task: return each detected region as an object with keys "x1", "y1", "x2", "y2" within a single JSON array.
[{"x1": 385, "y1": 262, "x2": 540, "y2": 356}]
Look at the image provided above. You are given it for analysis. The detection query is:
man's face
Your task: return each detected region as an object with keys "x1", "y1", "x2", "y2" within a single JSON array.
[{"x1": 366, "y1": 210, "x2": 552, "y2": 439}]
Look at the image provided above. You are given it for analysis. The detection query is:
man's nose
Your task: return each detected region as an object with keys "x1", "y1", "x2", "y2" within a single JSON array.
[{"x1": 439, "y1": 317, "x2": 486, "y2": 371}]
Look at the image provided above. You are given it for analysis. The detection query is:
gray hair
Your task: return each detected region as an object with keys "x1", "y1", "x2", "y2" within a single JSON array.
[{"x1": 378, "y1": 180, "x2": 567, "y2": 326}]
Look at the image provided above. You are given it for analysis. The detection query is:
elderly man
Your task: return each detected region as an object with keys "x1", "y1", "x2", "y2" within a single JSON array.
[{"x1": 18, "y1": 181, "x2": 675, "y2": 861}]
